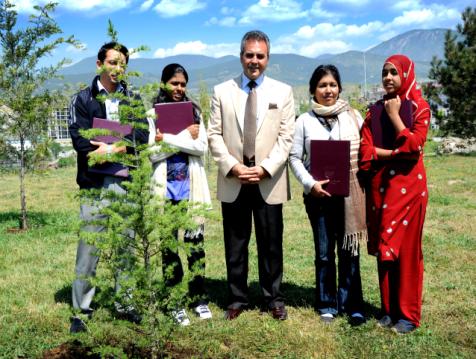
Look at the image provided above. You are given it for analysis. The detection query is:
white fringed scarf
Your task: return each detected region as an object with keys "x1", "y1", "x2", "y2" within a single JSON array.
[{"x1": 312, "y1": 98, "x2": 368, "y2": 256}]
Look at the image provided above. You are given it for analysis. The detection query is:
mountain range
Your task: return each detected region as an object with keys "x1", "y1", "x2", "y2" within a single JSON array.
[{"x1": 52, "y1": 28, "x2": 452, "y2": 91}]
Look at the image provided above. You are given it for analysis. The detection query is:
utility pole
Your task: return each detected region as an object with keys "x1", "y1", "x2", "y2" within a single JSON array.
[{"x1": 363, "y1": 51, "x2": 367, "y2": 100}]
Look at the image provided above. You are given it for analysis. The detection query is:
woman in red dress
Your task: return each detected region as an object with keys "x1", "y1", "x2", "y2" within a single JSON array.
[{"x1": 359, "y1": 54, "x2": 431, "y2": 334}]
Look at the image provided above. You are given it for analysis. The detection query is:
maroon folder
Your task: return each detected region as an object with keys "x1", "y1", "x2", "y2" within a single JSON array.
[
  {"x1": 89, "y1": 162, "x2": 129, "y2": 178},
  {"x1": 369, "y1": 99, "x2": 413, "y2": 149},
  {"x1": 154, "y1": 101, "x2": 194, "y2": 135},
  {"x1": 310, "y1": 140, "x2": 350, "y2": 197},
  {"x1": 92, "y1": 117, "x2": 132, "y2": 144},
  {"x1": 89, "y1": 117, "x2": 132, "y2": 178}
]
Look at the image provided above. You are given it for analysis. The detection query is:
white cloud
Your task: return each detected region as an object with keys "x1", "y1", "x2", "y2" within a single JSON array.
[
  {"x1": 385, "y1": 5, "x2": 461, "y2": 29},
  {"x1": 129, "y1": 50, "x2": 142, "y2": 59},
  {"x1": 324, "y1": 0, "x2": 370, "y2": 5},
  {"x1": 153, "y1": 41, "x2": 238, "y2": 58},
  {"x1": 288, "y1": 21, "x2": 384, "y2": 41},
  {"x1": 299, "y1": 40, "x2": 352, "y2": 57},
  {"x1": 66, "y1": 42, "x2": 87, "y2": 53},
  {"x1": 154, "y1": 0, "x2": 205, "y2": 17},
  {"x1": 139, "y1": 0, "x2": 154, "y2": 12},
  {"x1": 238, "y1": 0, "x2": 308, "y2": 24},
  {"x1": 221, "y1": 6, "x2": 235, "y2": 15},
  {"x1": 14, "y1": 0, "x2": 133, "y2": 13},
  {"x1": 391, "y1": 9, "x2": 434, "y2": 26},
  {"x1": 309, "y1": 1, "x2": 340, "y2": 19},
  {"x1": 344, "y1": 21, "x2": 384, "y2": 36},
  {"x1": 274, "y1": 20, "x2": 384, "y2": 57},
  {"x1": 206, "y1": 16, "x2": 237, "y2": 27},
  {"x1": 391, "y1": 0, "x2": 422, "y2": 11},
  {"x1": 295, "y1": 26, "x2": 317, "y2": 39}
]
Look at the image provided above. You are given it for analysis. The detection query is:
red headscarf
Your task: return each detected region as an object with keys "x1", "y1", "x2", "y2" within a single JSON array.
[{"x1": 384, "y1": 54, "x2": 429, "y2": 115}]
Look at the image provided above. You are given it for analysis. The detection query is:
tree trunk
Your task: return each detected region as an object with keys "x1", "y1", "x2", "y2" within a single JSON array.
[{"x1": 19, "y1": 135, "x2": 28, "y2": 230}]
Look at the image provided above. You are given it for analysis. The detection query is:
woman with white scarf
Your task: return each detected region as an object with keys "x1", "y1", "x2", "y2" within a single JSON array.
[
  {"x1": 289, "y1": 64, "x2": 367, "y2": 325},
  {"x1": 147, "y1": 63, "x2": 212, "y2": 326}
]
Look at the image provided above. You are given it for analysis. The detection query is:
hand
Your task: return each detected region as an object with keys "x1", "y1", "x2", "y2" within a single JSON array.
[
  {"x1": 310, "y1": 179, "x2": 331, "y2": 198},
  {"x1": 231, "y1": 164, "x2": 251, "y2": 183},
  {"x1": 155, "y1": 128, "x2": 163, "y2": 142},
  {"x1": 89, "y1": 141, "x2": 126, "y2": 156},
  {"x1": 187, "y1": 124, "x2": 199, "y2": 139},
  {"x1": 89, "y1": 141, "x2": 108, "y2": 156},
  {"x1": 384, "y1": 96, "x2": 405, "y2": 132},
  {"x1": 384, "y1": 96, "x2": 401, "y2": 121},
  {"x1": 231, "y1": 164, "x2": 268, "y2": 184},
  {"x1": 245, "y1": 166, "x2": 268, "y2": 183}
]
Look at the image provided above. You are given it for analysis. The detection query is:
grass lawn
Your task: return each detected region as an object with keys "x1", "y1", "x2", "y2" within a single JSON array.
[{"x1": 0, "y1": 155, "x2": 475, "y2": 358}]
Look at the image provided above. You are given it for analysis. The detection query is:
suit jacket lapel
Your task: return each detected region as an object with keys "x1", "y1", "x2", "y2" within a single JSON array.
[{"x1": 231, "y1": 76, "x2": 245, "y2": 133}]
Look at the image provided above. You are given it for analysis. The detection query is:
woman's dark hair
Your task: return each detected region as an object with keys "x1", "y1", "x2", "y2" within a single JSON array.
[
  {"x1": 155, "y1": 63, "x2": 201, "y2": 123},
  {"x1": 156, "y1": 63, "x2": 189, "y2": 104},
  {"x1": 160, "y1": 63, "x2": 189, "y2": 84},
  {"x1": 309, "y1": 64, "x2": 342, "y2": 96}
]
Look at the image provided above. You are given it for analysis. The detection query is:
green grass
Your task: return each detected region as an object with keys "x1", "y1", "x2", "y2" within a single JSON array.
[{"x1": 0, "y1": 156, "x2": 475, "y2": 358}]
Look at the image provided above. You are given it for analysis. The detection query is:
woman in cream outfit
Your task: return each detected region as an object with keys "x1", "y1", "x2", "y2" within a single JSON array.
[{"x1": 147, "y1": 63, "x2": 212, "y2": 326}]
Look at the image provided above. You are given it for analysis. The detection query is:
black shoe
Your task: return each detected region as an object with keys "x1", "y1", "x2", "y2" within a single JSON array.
[
  {"x1": 271, "y1": 305, "x2": 288, "y2": 321},
  {"x1": 70, "y1": 316, "x2": 87, "y2": 334},
  {"x1": 118, "y1": 308, "x2": 142, "y2": 324},
  {"x1": 392, "y1": 319, "x2": 416, "y2": 334},
  {"x1": 224, "y1": 307, "x2": 243, "y2": 320},
  {"x1": 349, "y1": 313, "x2": 366, "y2": 327},
  {"x1": 115, "y1": 301, "x2": 142, "y2": 324},
  {"x1": 377, "y1": 315, "x2": 393, "y2": 328}
]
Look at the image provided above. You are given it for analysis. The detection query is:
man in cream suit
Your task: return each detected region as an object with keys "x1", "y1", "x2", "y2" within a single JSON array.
[{"x1": 208, "y1": 30, "x2": 295, "y2": 320}]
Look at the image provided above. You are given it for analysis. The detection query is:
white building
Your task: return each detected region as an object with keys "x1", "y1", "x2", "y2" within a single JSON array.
[{"x1": 48, "y1": 107, "x2": 71, "y2": 143}]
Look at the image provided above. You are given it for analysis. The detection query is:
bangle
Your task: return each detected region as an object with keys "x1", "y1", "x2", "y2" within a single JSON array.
[{"x1": 106, "y1": 145, "x2": 113, "y2": 155}]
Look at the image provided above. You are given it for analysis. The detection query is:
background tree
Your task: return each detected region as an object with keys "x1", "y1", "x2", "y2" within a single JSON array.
[
  {"x1": 197, "y1": 80, "x2": 211, "y2": 128},
  {"x1": 0, "y1": 0, "x2": 78, "y2": 229},
  {"x1": 429, "y1": 7, "x2": 476, "y2": 138}
]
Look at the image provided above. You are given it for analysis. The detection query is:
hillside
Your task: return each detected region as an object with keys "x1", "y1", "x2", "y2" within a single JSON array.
[{"x1": 51, "y1": 28, "x2": 453, "y2": 90}]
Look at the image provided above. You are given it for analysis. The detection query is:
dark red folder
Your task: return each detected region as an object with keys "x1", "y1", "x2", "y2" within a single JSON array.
[
  {"x1": 89, "y1": 117, "x2": 132, "y2": 178},
  {"x1": 154, "y1": 101, "x2": 194, "y2": 135},
  {"x1": 310, "y1": 140, "x2": 350, "y2": 197},
  {"x1": 92, "y1": 117, "x2": 132, "y2": 144},
  {"x1": 369, "y1": 99, "x2": 413, "y2": 149}
]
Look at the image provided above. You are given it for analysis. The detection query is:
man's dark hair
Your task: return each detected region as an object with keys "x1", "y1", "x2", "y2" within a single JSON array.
[
  {"x1": 309, "y1": 64, "x2": 343, "y2": 96},
  {"x1": 97, "y1": 41, "x2": 129, "y2": 64},
  {"x1": 240, "y1": 30, "x2": 270, "y2": 57}
]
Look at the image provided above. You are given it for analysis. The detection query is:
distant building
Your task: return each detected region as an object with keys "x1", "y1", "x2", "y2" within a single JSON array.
[{"x1": 48, "y1": 107, "x2": 71, "y2": 143}]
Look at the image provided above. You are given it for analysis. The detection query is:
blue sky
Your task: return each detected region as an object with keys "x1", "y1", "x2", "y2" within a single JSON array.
[{"x1": 15, "y1": 0, "x2": 472, "y2": 65}]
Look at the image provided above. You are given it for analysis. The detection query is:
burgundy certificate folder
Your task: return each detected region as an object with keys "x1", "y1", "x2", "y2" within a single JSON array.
[
  {"x1": 369, "y1": 99, "x2": 413, "y2": 149},
  {"x1": 92, "y1": 117, "x2": 132, "y2": 144},
  {"x1": 89, "y1": 117, "x2": 132, "y2": 178},
  {"x1": 154, "y1": 101, "x2": 194, "y2": 135},
  {"x1": 310, "y1": 140, "x2": 350, "y2": 197}
]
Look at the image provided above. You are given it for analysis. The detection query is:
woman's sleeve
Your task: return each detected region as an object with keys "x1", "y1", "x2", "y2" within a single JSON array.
[
  {"x1": 289, "y1": 116, "x2": 316, "y2": 194},
  {"x1": 147, "y1": 113, "x2": 173, "y2": 164},
  {"x1": 358, "y1": 111, "x2": 378, "y2": 171},
  {"x1": 391, "y1": 102, "x2": 431, "y2": 157},
  {"x1": 162, "y1": 120, "x2": 207, "y2": 157}
]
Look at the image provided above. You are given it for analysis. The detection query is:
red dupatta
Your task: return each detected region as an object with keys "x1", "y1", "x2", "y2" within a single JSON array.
[{"x1": 384, "y1": 54, "x2": 429, "y2": 118}]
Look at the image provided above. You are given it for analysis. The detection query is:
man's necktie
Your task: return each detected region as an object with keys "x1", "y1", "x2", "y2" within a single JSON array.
[{"x1": 243, "y1": 80, "x2": 257, "y2": 165}]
